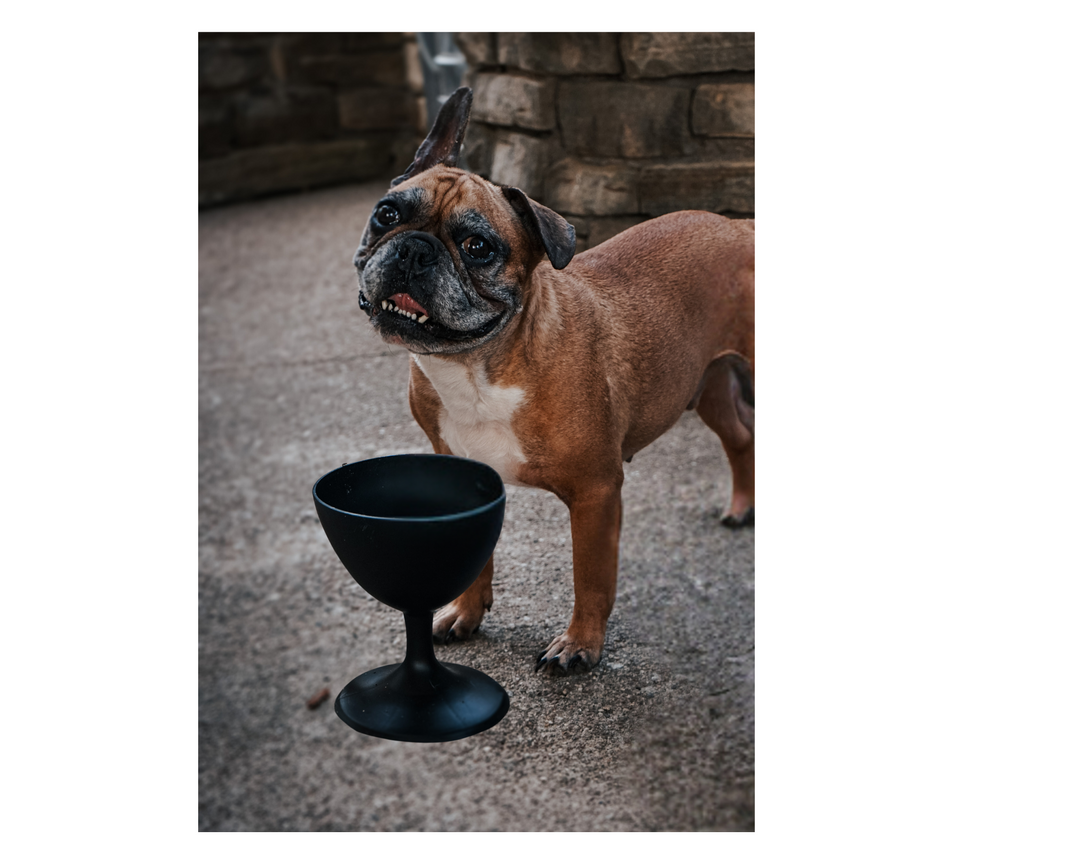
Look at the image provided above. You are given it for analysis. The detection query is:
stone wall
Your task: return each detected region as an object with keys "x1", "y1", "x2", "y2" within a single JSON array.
[
  {"x1": 455, "y1": 33, "x2": 754, "y2": 251},
  {"x1": 199, "y1": 33, "x2": 426, "y2": 208}
]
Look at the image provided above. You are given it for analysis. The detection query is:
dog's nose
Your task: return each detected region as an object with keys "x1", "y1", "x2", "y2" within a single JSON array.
[{"x1": 396, "y1": 232, "x2": 440, "y2": 272}]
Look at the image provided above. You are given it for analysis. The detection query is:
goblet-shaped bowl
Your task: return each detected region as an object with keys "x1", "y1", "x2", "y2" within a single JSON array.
[
  {"x1": 313, "y1": 454, "x2": 505, "y2": 612},
  {"x1": 312, "y1": 454, "x2": 509, "y2": 742}
]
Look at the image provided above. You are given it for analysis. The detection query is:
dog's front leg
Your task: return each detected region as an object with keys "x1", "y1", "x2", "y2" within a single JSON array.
[
  {"x1": 536, "y1": 480, "x2": 623, "y2": 673},
  {"x1": 433, "y1": 555, "x2": 494, "y2": 642}
]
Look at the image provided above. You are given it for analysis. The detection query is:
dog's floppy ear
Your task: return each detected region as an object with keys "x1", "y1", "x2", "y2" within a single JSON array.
[
  {"x1": 392, "y1": 87, "x2": 473, "y2": 187},
  {"x1": 501, "y1": 186, "x2": 576, "y2": 270}
]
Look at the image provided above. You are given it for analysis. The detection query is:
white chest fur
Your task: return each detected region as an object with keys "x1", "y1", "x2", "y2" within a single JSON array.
[{"x1": 411, "y1": 354, "x2": 527, "y2": 485}]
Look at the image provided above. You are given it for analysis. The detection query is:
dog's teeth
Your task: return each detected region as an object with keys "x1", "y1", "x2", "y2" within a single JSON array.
[
  {"x1": 418, "y1": 315, "x2": 428, "y2": 324},
  {"x1": 410, "y1": 313, "x2": 417, "y2": 320},
  {"x1": 381, "y1": 300, "x2": 388, "y2": 310}
]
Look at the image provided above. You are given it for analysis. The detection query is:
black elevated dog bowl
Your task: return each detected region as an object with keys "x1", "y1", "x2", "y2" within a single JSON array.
[{"x1": 313, "y1": 454, "x2": 509, "y2": 742}]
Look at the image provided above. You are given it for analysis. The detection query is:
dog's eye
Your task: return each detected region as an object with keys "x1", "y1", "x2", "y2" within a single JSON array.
[
  {"x1": 462, "y1": 236, "x2": 494, "y2": 261},
  {"x1": 373, "y1": 203, "x2": 401, "y2": 228}
]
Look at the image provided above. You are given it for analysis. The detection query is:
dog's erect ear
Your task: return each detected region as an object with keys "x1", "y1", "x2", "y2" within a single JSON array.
[
  {"x1": 391, "y1": 87, "x2": 473, "y2": 187},
  {"x1": 501, "y1": 186, "x2": 576, "y2": 270}
]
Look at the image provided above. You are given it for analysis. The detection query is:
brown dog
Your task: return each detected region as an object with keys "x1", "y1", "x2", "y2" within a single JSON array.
[{"x1": 353, "y1": 88, "x2": 754, "y2": 673}]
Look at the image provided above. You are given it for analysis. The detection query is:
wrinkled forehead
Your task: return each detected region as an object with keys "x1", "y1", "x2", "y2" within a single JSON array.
[{"x1": 390, "y1": 168, "x2": 519, "y2": 238}]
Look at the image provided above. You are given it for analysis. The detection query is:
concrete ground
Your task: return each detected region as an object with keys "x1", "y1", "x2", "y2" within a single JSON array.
[{"x1": 198, "y1": 179, "x2": 755, "y2": 832}]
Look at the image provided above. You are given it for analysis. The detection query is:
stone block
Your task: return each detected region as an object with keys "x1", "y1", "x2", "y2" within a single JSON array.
[
  {"x1": 497, "y1": 33, "x2": 621, "y2": 75},
  {"x1": 404, "y1": 40, "x2": 424, "y2": 93},
  {"x1": 199, "y1": 136, "x2": 405, "y2": 207},
  {"x1": 232, "y1": 89, "x2": 339, "y2": 148},
  {"x1": 559, "y1": 81, "x2": 691, "y2": 159},
  {"x1": 487, "y1": 131, "x2": 551, "y2": 197},
  {"x1": 199, "y1": 42, "x2": 269, "y2": 92},
  {"x1": 280, "y1": 50, "x2": 406, "y2": 87},
  {"x1": 455, "y1": 32, "x2": 497, "y2": 67},
  {"x1": 621, "y1": 33, "x2": 755, "y2": 77},
  {"x1": 693, "y1": 137, "x2": 756, "y2": 163},
  {"x1": 338, "y1": 88, "x2": 414, "y2": 131},
  {"x1": 638, "y1": 162, "x2": 755, "y2": 215},
  {"x1": 543, "y1": 159, "x2": 639, "y2": 216},
  {"x1": 472, "y1": 72, "x2": 556, "y2": 131},
  {"x1": 461, "y1": 121, "x2": 497, "y2": 177},
  {"x1": 272, "y1": 33, "x2": 345, "y2": 61},
  {"x1": 340, "y1": 33, "x2": 405, "y2": 51},
  {"x1": 199, "y1": 94, "x2": 233, "y2": 158},
  {"x1": 692, "y1": 83, "x2": 754, "y2": 137}
]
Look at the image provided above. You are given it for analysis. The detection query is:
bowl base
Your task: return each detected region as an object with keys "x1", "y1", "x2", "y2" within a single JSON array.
[{"x1": 335, "y1": 661, "x2": 510, "y2": 743}]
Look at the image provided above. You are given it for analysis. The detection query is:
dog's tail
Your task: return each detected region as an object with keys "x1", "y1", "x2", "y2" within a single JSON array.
[{"x1": 687, "y1": 351, "x2": 754, "y2": 433}]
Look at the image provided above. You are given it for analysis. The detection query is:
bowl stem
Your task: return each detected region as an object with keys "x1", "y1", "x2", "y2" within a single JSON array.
[{"x1": 399, "y1": 609, "x2": 441, "y2": 687}]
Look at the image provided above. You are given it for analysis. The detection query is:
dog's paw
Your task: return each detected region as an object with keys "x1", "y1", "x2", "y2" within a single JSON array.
[
  {"x1": 720, "y1": 506, "x2": 754, "y2": 528},
  {"x1": 432, "y1": 600, "x2": 487, "y2": 644},
  {"x1": 535, "y1": 632, "x2": 602, "y2": 675}
]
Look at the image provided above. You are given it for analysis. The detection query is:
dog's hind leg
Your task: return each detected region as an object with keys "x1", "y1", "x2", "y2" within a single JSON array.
[{"x1": 694, "y1": 352, "x2": 755, "y2": 527}]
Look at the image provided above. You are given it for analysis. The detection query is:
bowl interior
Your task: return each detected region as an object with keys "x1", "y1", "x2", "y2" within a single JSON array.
[{"x1": 314, "y1": 454, "x2": 504, "y2": 521}]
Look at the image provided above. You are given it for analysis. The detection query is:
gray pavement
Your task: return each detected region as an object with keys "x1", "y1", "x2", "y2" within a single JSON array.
[{"x1": 198, "y1": 180, "x2": 755, "y2": 831}]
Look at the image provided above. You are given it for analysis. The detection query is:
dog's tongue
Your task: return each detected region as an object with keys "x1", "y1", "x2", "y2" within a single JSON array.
[{"x1": 389, "y1": 293, "x2": 428, "y2": 317}]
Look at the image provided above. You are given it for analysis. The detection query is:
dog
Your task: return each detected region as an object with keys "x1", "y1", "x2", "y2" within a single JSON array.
[{"x1": 353, "y1": 87, "x2": 754, "y2": 673}]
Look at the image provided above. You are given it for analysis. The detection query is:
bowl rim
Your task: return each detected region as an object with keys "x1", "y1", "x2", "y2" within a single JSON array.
[{"x1": 312, "y1": 453, "x2": 507, "y2": 523}]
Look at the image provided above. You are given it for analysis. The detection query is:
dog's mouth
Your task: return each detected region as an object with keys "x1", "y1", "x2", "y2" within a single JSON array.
[
  {"x1": 381, "y1": 292, "x2": 431, "y2": 323},
  {"x1": 360, "y1": 290, "x2": 505, "y2": 344}
]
